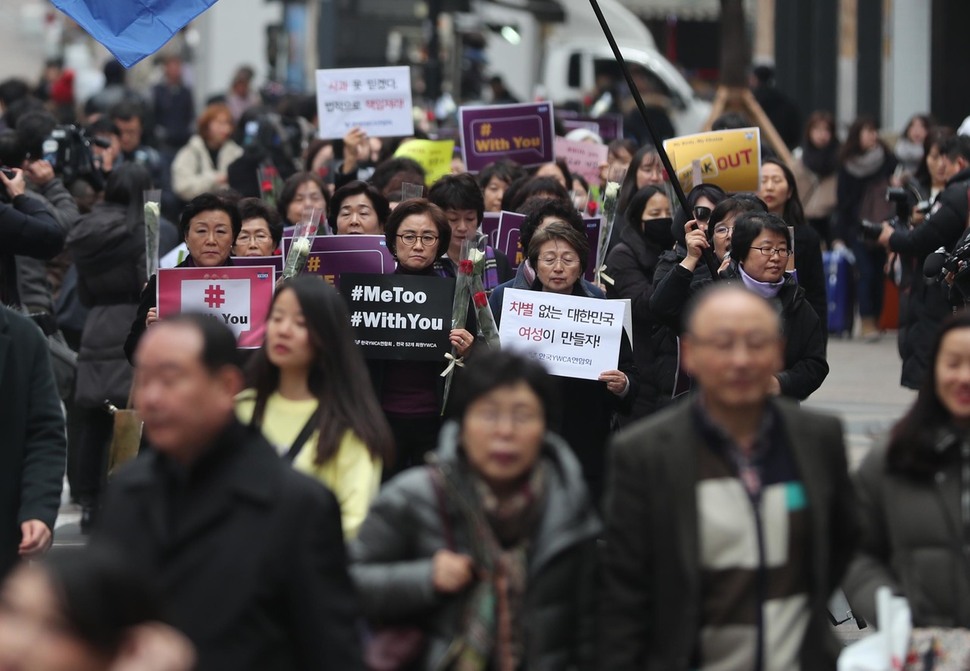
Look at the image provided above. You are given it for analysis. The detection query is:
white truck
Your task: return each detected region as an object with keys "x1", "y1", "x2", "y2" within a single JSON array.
[{"x1": 475, "y1": 0, "x2": 710, "y2": 135}]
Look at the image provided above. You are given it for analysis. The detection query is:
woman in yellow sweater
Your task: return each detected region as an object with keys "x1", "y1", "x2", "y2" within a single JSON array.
[{"x1": 236, "y1": 275, "x2": 394, "y2": 538}]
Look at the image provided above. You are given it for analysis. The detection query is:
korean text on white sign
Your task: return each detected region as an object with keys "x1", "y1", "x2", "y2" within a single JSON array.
[
  {"x1": 316, "y1": 66, "x2": 414, "y2": 140},
  {"x1": 498, "y1": 288, "x2": 627, "y2": 380}
]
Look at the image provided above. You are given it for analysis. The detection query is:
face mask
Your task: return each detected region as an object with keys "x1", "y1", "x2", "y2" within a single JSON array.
[{"x1": 641, "y1": 216, "x2": 674, "y2": 248}]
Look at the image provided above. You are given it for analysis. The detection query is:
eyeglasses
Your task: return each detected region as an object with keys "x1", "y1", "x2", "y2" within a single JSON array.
[
  {"x1": 753, "y1": 246, "x2": 792, "y2": 258},
  {"x1": 538, "y1": 254, "x2": 580, "y2": 268},
  {"x1": 236, "y1": 232, "x2": 272, "y2": 244},
  {"x1": 713, "y1": 225, "x2": 734, "y2": 238},
  {"x1": 397, "y1": 233, "x2": 438, "y2": 246}
]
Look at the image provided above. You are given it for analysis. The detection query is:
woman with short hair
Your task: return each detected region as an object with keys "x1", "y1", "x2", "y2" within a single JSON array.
[{"x1": 170, "y1": 103, "x2": 243, "y2": 202}]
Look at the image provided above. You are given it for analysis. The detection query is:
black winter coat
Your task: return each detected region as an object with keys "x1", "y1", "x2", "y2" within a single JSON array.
[
  {"x1": 95, "y1": 420, "x2": 364, "y2": 670},
  {"x1": 720, "y1": 265, "x2": 829, "y2": 400},
  {"x1": 0, "y1": 307, "x2": 65, "y2": 579},
  {"x1": 890, "y1": 168, "x2": 970, "y2": 388},
  {"x1": 604, "y1": 223, "x2": 674, "y2": 419},
  {"x1": 0, "y1": 194, "x2": 64, "y2": 307},
  {"x1": 66, "y1": 202, "x2": 145, "y2": 407}
]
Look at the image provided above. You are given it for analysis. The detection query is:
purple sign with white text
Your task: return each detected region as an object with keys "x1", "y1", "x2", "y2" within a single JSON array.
[
  {"x1": 281, "y1": 234, "x2": 395, "y2": 287},
  {"x1": 459, "y1": 102, "x2": 555, "y2": 172}
]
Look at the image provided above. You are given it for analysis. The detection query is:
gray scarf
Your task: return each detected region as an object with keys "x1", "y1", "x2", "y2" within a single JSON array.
[{"x1": 845, "y1": 145, "x2": 886, "y2": 178}]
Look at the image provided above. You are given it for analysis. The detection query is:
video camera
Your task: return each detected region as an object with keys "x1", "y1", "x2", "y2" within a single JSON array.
[
  {"x1": 40, "y1": 125, "x2": 109, "y2": 191},
  {"x1": 860, "y1": 186, "x2": 922, "y2": 240}
]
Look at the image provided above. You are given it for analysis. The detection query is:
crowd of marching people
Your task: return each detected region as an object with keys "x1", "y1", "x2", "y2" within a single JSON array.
[{"x1": 3, "y1": 54, "x2": 970, "y2": 671}]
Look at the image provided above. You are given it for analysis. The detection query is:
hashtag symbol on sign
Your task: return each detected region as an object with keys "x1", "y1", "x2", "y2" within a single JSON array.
[
  {"x1": 480, "y1": 123, "x2": 492, "y2": 137},
  {"x1": 204, "y1": 284, "x2": 226, "y2": 308},
  {"x1": 306, "y1": 256, "x2": 321, "y2": 272},
  {"x1": 350, "y1": 311, "x2": 362, "y2": 327},
  {"x1": 350, "y1": 285, "x2": 364, "y2": 301}
]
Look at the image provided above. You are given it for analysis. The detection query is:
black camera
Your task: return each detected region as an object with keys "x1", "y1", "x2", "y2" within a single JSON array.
[
  {"x1": 41, "y1": 125, "x2": 109, "y2": 190},
  {"x1": 860, "y1": 186, "x2": 918, "y2": 240}
]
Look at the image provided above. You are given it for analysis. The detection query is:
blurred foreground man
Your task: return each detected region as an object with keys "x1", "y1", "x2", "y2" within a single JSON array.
[
  {"x1": 600, "y1": 285, "x2": 855, "y2": 670},
  {"x1": 95, "y1": 314, "x2": 362, "y2": 670}
]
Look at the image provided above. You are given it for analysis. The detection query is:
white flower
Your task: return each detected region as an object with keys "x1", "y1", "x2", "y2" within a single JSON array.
[
  {"x1": 466, "y1": 247, "x2": 485, "y2": 264},
  {"x1": 144, "y1": 202, "x2": 160, "y2": 219},
  {"x1": 292, "y1": 237, "x2": 311, "y2": 254},
  {"x1": 604, "y1": 181, "x2": 620, "y2": 199}
]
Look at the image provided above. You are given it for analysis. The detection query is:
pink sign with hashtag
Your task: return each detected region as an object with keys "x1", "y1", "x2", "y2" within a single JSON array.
[{"x1": 156, "y1": 266, "x2": 276, "y2": 349}]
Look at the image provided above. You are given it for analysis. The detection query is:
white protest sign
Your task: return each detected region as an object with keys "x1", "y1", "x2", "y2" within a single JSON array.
[
  {"x1": 499, "y1": 288, "x2": 627, "y2": 380},
  {"x1": 316, "y1": 66, "x2": 414, "y2": 140}
]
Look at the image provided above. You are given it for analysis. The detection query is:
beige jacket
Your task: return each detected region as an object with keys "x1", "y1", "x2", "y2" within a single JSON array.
[{"x1": 170, "y1": 135, "x2": 243, "y2": 201}]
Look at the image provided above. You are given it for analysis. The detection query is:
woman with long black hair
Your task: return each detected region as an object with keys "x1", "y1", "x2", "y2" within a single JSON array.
[{"x1": 236, "y1": 275, "x2": 394, "y2": 539}]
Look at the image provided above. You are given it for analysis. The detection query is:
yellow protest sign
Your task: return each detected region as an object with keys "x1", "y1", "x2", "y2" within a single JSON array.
[
  {"x1": 662, "y1": 127, "x2": 761, "y2": 194},
  {"x1": 393, "y1": 139, "x2": 455, "y2": 186}
]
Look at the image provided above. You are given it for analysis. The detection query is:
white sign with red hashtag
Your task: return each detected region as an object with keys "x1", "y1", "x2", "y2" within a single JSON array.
[{"x1": 156, "y1": 266, "x2": 276, "y2": 349}]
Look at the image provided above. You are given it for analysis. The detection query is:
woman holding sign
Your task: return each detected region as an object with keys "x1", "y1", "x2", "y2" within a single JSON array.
[
  {"x1": 489, "y1": 222, "x2": 637, "y2": 505},
  {"x1": 236, "y1": 276, "x2": 393, "y2": 539},
  {"x1": 124, "y1": 193, "x2": 240, "y2": 363},
  {"x1": 371, "y1": 199, "x2": 477, "y2": 478},
  {"x1": 351, "y1": 350, "x2": 600, "y2": 671}
]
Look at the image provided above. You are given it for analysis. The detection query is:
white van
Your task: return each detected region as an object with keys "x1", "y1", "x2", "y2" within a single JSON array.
[{"x1": 476, "y1": 0, "x2": 710, "y2": 136}]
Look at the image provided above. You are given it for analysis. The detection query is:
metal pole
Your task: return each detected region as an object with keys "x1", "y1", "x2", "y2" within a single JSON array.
[{"x1": 587, "y1": 0, "x2": 719, "y2": 277}]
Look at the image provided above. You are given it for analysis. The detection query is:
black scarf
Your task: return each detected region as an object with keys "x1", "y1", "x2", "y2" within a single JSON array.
[{"x1": 801, "y1": 140, "x2": 840, "y2": 178}]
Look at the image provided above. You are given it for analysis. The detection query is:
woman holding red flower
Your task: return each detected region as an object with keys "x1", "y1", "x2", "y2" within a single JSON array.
[{"x1": 369, "y1": 199, "x2": 477, "y2": 479}]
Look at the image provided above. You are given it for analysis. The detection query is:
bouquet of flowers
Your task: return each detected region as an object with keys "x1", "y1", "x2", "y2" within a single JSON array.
[
  {"x1": 441, "y1": 238, "x2": 501, "y2": 408},
  {"x1": 282, "y1": 207, "x2": 322, "y2": 279},
  {"x1": 143, "y1": 189, "x2": 161, "y2": 281},
  {"x1": 596, "y1": 180, "x2": 621, "y2": 285}
]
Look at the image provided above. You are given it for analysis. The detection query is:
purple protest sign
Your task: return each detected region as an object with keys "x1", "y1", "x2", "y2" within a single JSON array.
[
  {"x1": 281, "y1": 235, "x2": 395, "y2": 286},
  {"x1": 482, "y1": 212, "x2": 500, "y2": 248},
  {"x1": 459, "y1": 102, "x2": 555, "y2": 172},
  {"x1": 558, "y1": 111, "x2": 624, "y2": 142},
  {"x1": 496, "y1": 211, "x2": 526, "y2": 269}
]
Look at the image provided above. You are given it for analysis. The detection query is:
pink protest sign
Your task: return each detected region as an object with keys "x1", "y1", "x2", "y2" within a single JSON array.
[
  {"x1": 554, "y1": 137, "x2": 608, "y2": 186},
  {"x1": 156, "y1": 266, "x2": 276, "y2": 349}
]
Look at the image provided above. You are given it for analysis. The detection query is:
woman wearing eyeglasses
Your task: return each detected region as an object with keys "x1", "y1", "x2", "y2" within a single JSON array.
[
  {"x1": 722, "y1": 211, "x2": 829, "y2": 400},
  {"x1": 489, "y1": 222, "x2": 637, "y2": 504},
  {"x1": 370, "y1": 199, "x2": 476, "y2": 478}
]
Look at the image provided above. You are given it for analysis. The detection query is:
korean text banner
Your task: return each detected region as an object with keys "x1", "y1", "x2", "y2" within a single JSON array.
[
  {"x1": 51, "y1": 0, "x2": 218, "y2": 68},
  {"x1": 339, "y1": 273, "x2": 455, "y2": 361},
  {"x1": 316, "y1": 66, "x2": 414, "y2": 140},
  {"x1": 663, "y1": 127, "x2": 761, "y2": 194},
  {"x1": 156, "y1": 265, "x2": 275, "y2": 349},
  {"x1": 499, "y1": 288, "x2": 627, "y2": 380},
  {"x1": 554, "y1": 136, "x2": 608, "y2": 186},
  {"x1": 459, "y1": 102, "x2": 555, "y2": 172},
  {"x1": 281, "y1": 235, "x2": 395, "y2": 287}
]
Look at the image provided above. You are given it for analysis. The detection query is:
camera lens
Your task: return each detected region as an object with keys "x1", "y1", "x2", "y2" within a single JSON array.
[{"x1": 693, "y1": 205, "x2": 712, "y2": 222}]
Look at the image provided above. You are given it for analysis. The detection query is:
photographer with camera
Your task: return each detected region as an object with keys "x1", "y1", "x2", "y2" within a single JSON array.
[{"x1": 875, "y1": 133, "x2": 970, "y2": 388}]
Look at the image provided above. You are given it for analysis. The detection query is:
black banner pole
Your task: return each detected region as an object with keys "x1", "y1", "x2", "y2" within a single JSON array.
[{"x1": 587, "y1": 0, "x2": 720, "y2": 277}]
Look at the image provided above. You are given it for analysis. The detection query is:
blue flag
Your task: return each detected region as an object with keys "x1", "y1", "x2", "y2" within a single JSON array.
[{"x1": 51, "y1": 0, "x2": 220, "y2": 68}]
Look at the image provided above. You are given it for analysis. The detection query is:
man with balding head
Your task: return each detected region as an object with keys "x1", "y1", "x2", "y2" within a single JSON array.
[
  {"x1": 94, "y1": 314, "x2": 363, "y2": 670},
  {"x1": 599, "y1": 285, "x2": 856, "y2": 671}
]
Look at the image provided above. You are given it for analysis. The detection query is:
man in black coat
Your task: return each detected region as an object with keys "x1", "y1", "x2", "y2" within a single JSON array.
[
  {"x1": 600, "y1": 286, "x2": 855, "y2": 671},
  {"x1": 0, "y1": 305, "x2": 65, "y2": 580},
  {"x1": 878, "y1": 134, "x2": 970, "y2": 388},
  {"x1": 94, "y1": 314, "x2": 363, "y2": 671}
]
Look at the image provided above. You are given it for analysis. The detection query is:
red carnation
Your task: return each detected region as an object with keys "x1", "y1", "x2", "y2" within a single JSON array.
[
  {"x1": 459, "y1": 260, "x2": 474, "y2": 275},
  {"x1": 473, "y1": 291, "x2": 488, "y2": 309}
]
